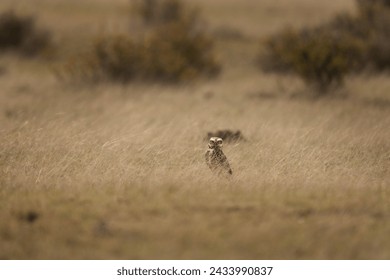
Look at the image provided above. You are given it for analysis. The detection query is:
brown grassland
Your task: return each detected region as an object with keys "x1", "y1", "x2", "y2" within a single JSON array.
[{"x1": 0, "y1": 0, "x2": 390, "y2": 259}]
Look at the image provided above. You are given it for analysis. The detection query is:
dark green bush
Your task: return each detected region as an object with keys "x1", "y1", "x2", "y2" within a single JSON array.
[{"x1": 0, "y1": 10, "x2": 50, "y2": 56}]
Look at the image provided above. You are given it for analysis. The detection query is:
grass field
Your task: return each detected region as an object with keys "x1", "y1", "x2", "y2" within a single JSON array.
[{"x1": 0, "y1": 0, "x2": 389, "y2": 259}]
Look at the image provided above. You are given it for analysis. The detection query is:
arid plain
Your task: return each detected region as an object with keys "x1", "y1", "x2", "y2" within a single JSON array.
[{"x1": 0, "y1": 0, "x2": 389, "y2": 259}]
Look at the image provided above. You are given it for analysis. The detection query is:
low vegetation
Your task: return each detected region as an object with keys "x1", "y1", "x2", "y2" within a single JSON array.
[
  {"x1": 259, "y1": 28, "x2": 365, "y2": 91},
  {"x1": 132, "y1": 0, "x2": 199, "y2": 26},
  {"x1": 259, "y1": 0, "x2": 390, "y2": 92},
  {"x1": 0, "y1": 10, "x2": 50, "y2": 57},
  {"x1": 90, "y1": 23, "x2": 219, "y2": 82},
  {"x1": 63, "y1": 0, "x2": 220, "y2": 83}
]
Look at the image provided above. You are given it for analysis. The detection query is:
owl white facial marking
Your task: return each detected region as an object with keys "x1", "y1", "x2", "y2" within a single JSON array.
[{"x1": 205, "y1": 137, "x2": 232, "y2": 176}]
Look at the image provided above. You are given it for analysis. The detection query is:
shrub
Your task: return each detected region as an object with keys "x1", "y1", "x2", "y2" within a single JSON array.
[
  {"x1": 326, "y1": 13, "x2": 370, "y2": 39},
  {"x1": 357, "y1": 0, "x2": 390, "y2": 19},
  {"x1": 65, "y1": 0, "x2": 220, "y2": 83},
  {"x1": 0, "y1": 10, "x2": 50, "y2": 56},
  {"x1": 331, "y1": 2, "x2": 390, "y2": 71},
  {"x1": 364, "y1": 7, "x2": 390, "y2": 71},
  {"x1": 92, "y1": 35, "x2": 141, "y2": 82},
  {"x1": 139, "y1": 21, "x2": 220, "y2": 82},
  {"x1": 132, "y1": 0, "x2": 198, "y2": 26},
  {"x1": 258, "y1": 0, "x2": 390, "y2": 92},
  {"x1": 260, "y1": 28, "x2": 365, "y2": 91},
  {"x1": 328, "y1": 1, "x2": 390, "y2": 37},
  {"x1": 86, "y1": 22, "x2": 219, "y2": 83}
]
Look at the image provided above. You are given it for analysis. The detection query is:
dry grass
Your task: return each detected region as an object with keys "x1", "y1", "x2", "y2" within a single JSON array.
[{"x1": 0, "y1": 0, "x2": 389, "y2": 259}]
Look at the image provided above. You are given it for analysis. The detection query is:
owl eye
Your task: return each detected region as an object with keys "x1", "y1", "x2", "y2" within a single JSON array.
[{"x1": 217, "y1": 140, "x2": 223, "y2": 144}]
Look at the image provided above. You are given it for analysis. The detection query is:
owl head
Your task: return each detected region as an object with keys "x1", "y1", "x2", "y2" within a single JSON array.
[{"x1": 208, "y1": 137, "x2": 223, "y2": 149}]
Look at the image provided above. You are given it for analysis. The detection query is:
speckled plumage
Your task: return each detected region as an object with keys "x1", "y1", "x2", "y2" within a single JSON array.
[{"x1": 205, "y1": 137, "x2": 232, "y2": 176}]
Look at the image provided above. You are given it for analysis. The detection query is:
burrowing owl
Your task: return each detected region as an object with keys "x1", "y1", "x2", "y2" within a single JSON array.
[{"x1": 205, "y1": 137, "x2": 232, "y2": 176}]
